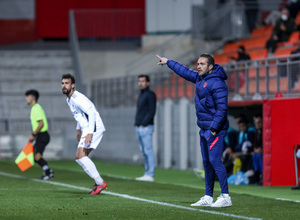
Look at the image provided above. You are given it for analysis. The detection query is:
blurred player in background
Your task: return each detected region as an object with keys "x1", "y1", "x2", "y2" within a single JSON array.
[
  {"x1": 156, "y1": 54, "x2": 232, "y2": 208},
  {"x1": 25, "y1": 89, "x2": 53, "y2": 180},
  {"x1": 61, "y1": 73, "x2": 106, "y2": 195},
  {"x1": 134, "y1": 74, "x2": 157, "y2": 182}
]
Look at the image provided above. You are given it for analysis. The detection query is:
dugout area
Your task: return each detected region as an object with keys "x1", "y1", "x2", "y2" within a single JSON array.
[{"x1": 229, "y1": 97, "x2": 300, "y2": 186}]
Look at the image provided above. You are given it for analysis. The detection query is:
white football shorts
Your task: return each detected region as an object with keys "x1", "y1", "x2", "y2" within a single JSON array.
[{"x1": 77, "y1": 130, "x2": 104, "y2": 149}]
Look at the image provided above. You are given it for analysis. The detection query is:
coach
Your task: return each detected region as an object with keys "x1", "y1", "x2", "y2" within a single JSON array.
[{"x1": 156, "y1": 53, "x2": 232, "y2": 208}]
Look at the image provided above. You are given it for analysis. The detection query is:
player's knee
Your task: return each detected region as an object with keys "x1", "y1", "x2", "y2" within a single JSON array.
[
  {"x1": 34, "y1": 153, "x2": 42, "y2": 161},
  {"x1": 75, "y1": 153, "x2": 86, "y2": 160}
]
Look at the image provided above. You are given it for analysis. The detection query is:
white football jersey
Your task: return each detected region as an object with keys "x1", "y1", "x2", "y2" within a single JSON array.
[{"x1": 67, "y1": 90, "x2": 105, "y2": 136}]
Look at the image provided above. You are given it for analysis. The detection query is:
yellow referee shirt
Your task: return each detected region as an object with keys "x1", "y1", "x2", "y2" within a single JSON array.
[{"x1": 30, "y1": 103, "x2": 48, "y2": 132}]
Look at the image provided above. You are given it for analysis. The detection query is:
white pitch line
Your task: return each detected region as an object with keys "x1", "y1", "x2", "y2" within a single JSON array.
[
  {"x1": 0, "y1": 171, "x2": 261, "y2": 220},
  {"x1": 276, "y1": 198, "x2": 300, "y2": 203}
]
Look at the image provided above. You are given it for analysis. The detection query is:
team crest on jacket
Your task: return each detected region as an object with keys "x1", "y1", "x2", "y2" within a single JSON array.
[{"x1": 203, "y1": 82, "x2": 208, "y2": 88}]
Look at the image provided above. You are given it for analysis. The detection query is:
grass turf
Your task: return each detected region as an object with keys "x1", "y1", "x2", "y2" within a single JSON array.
[{"x1": 0, "y1": 159, "x2": 299, "y2": 220}]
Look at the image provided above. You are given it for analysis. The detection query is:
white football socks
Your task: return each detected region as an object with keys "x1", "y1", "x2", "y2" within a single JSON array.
[
  {"x1": 42, "y1": 165, "x2": 49, "y2": 171},
  {"x1": 76, "y1": 156, "x2": 103, "y2": 185}
]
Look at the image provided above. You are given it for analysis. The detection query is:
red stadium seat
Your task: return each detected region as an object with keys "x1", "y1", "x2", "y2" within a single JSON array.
[
  {"x1": 223, "y1": 42, "x2": 242, "y2": 53},
  {"x1": 277, "y1": 32, "x2": 300, "y2": 47},
  {"x1": 274, "y1": 46, "x2": 299, "y2": 57},
  {"x1": 242, "y1": 35, "x2": 269, "y2": 51},
  {"x1": 214, "y1": 54, "x2": 231, "y2": 64},
  {"x1": 248, "y1": 49, "x2": 268, "y2": 60},
  {"x1": 251, "y1": 25, "x2": 273, "y2": 38}
]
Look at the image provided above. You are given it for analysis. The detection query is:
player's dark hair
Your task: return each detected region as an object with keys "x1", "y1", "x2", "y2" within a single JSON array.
[
  {"x1": 25, "y1": 89, "x2": 39, "y2": 102},
  {"x1": 200, "y1": 53, "x2": 215, "y2": 66},
  {"x1": 62, "y1": 73, "x2": 75, "y2": 84},
  {"x1": 138, "y1": 74, "x2": 150, "y2": 82}
]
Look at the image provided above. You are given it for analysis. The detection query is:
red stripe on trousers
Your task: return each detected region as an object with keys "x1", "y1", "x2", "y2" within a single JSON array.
[{"x1": 209, "y1": 136, "x2": 219, "y2": 150}]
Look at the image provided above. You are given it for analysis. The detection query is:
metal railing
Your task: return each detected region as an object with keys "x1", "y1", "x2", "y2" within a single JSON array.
[
  {"x1": 224, "y1": 54, "x2": 300, "y2": 100},
  {"x1": 91, "y1": 53, "x2": 300, "y2": 107}
]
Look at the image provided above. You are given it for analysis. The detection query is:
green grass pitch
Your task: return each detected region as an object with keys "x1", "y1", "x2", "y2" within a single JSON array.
[{"x1": 0, "y1": 160, "x2": 299, "y2": 220}]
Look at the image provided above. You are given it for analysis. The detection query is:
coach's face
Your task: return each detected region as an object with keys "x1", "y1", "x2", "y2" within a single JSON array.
[
  {"x1": 197, "y1": 57, "x2": 213, "y2": 76},
  {"x1": 138, "y1": 77, "x2": 149, "y2": 90},
  {"x1": 62, "y1": 78, "x2": 74, "y2": 95}
]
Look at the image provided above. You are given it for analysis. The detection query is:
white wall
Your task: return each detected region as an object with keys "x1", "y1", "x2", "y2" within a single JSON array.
[{"x1": 146, "y1": 0, "x2": 204, "y2": 33}]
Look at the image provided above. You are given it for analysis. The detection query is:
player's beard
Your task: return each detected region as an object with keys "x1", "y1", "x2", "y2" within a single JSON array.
[{"x1": 62, "y1": 88, "x2": 71, "y2": 95}]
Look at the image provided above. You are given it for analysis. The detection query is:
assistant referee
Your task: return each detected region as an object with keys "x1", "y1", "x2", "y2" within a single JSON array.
[{"x1": 25, "y1": 89, "x2": 53, "y2": 180}]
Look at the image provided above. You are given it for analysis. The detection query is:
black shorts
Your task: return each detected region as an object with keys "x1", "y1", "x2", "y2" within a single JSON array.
[{"x1": 34, "y1": 131, "x2": 50, "y2": 155}]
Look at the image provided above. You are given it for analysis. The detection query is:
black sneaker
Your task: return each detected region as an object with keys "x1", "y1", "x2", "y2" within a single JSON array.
[{"x1": 41, "y1": 169, "x2": 54, "y2": 180}]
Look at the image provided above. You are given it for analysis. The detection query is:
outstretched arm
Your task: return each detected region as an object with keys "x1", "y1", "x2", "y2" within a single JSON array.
[{"x1": 156, "y1": 54, "x2": 198, "y2": 83}]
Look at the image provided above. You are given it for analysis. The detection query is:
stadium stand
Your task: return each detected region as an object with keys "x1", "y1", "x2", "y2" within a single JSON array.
[
  {"x1": 223, "y1": 41, "x2": 241, "y2": 54},
  {"x1": 248, "y1": 48, "x2": 268, "y2": 60},
  {"x1": 250, "y1": 25, "x2": 273, "y2": 38},
  {"x1": 0, "y1": 50, "x2": 74, "y2": 158},
  {"x1": 155, "y1": 74, "x2": 194, "y2": 100},
  {"x1": 127, "y1": 1, "x2": 299, "y2": 102},
  {"x1": 242, "y1": 35, "x2": 270, "y2": 51},
  {"x1": 214, "y1": 52, "x2": 236, "y2": 64},
  {"x1": 238, "y1": 77, "x2": 289, "y2": 95},
  {"x1": 248, "y1": 65, "x2": 278, "y2": 79},
  {"x1": 274, "y1": 45, "x2": 299, "y2": 57},
  {"x1": 211, "y1": 9, "x2": 300, "y2": 99},
  {"x1": 220, "y1": 32, "x2": 299, "y2": 63},
  {"x1": 153, "y1": 21, "x2": 300, "y2": 101},
  {"x1": 155, "y1": 19, "x2": 300, "y2": 100},
  {"x1": 277, "y1": 31, "x2": 300, "y2": 47}
]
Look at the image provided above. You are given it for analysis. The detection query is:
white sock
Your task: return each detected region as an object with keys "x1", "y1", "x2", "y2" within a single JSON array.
[
  {"x1": 76, "y1": 156, "x2": 103, "y2": 185},
  {"x1": 42, "y1": 165, "x2": 49, "y2": 171}
]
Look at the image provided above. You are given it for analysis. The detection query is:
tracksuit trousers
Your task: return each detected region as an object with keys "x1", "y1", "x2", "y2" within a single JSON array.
[{"x1": 200, "y1": 129, "x2": 229, "y2": 197}]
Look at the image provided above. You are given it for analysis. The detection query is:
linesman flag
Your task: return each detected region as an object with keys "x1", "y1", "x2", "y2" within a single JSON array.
[{"x1": 15, "y1": 142, "x2": 35, "y2": 171}]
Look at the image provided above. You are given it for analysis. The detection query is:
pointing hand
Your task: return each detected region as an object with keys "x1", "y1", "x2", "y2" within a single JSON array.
[{"x1": 156, "y1": 54, "x2": 168, "y2": 66}]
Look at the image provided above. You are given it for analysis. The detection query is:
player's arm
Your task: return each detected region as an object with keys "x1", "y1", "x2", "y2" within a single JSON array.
[
  {"x1": 29, "y1": 120, "x2": 44, "y2": 142},
  {"x1": 84, "y1": 107, "x2": 95, "y2": 145},
  {"x1": 75, "y1": 96, "x2": 95, "y2": 145},
  {"x1": 76, "y1": 123, "x2": 81, "y2": 141}
]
